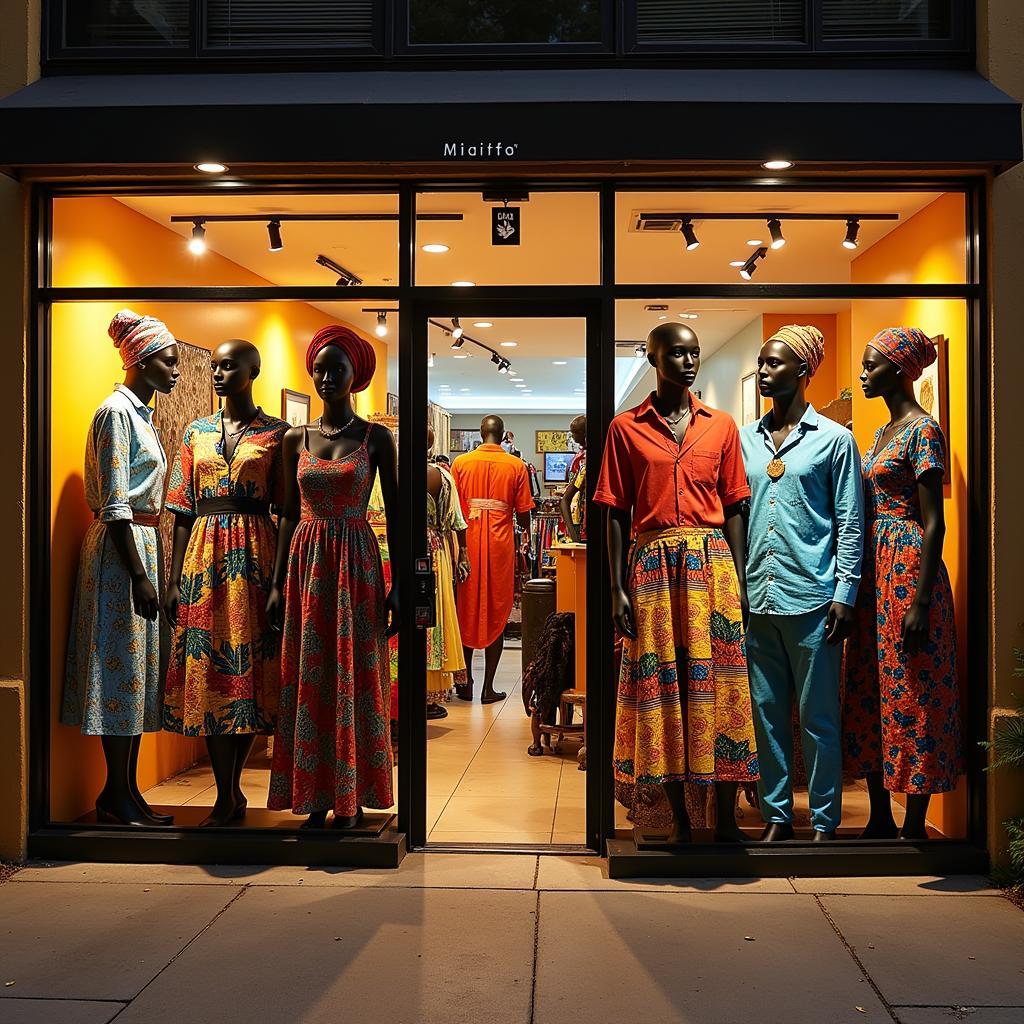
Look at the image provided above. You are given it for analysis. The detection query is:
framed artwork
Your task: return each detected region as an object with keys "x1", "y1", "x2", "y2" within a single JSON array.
[
  {"x1": 741, "y1": 372, "x2": 759, "y2": 425},
  {"x1": 281, "y1": 388, "x2": 311, "y2": 427},
  {"x1": 386, "y1": 392, "x2": 399, "y2": 417},
  {"x1": 536, "y1": 429, "x2": 571, "y2": 454},
  {"x1": 450, "y1": 428, "x2": 478, "y2": 453},
  {"x1": 914, "y1": 334, "x2": 950, "y2": 484},
  {"x1": 544, "y1": 451, "x2": 575, "y2": 483}
]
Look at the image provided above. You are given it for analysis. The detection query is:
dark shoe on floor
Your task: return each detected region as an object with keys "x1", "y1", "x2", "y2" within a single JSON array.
[
  {"x1": 759, "y1": 822, "x2": 795, "y2": 842},
  {"x1": 427, "y1": 703, "x2": 449, "y2": 720},
  {"x1": 811, "y1": 829, "x2": 837, "y2": 842}
]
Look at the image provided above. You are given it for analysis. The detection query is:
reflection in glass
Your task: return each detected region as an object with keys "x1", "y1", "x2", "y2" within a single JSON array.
[
  {"x1": 409, "y1": 0, "x2": 602, "y2": 45},
  {"x1": 63, "y1": 1, "x2": 190, "y2": 48}
]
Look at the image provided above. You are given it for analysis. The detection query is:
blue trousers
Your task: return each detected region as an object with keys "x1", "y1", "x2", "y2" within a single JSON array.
[{"x1": 746, "y1": 606, "x2": 843, "y2": 832}]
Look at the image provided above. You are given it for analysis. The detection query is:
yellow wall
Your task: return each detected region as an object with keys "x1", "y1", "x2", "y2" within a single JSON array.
[
  {"x1": 50, "y1": 198, "x2": 387, "y2": 822},
  {"x1": 849, "y1": 193, "x2": 969, "y2": 837}
]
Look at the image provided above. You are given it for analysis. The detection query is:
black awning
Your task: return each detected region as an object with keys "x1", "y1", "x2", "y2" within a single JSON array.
[{"x1": 0, "y1": 67, "x2": 1019, "y2": 170}]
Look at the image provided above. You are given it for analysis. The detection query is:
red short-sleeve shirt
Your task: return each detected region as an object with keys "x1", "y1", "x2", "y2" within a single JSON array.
[{"x1": 593, "y1": 393, "x2": 750, "y2": 534}]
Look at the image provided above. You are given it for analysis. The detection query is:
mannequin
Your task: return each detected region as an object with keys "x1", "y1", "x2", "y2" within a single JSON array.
[
  {"x1": 267, "y1": 325, "x2": 398, "y2": 829},
  {"x1": 843, "y1": 327, "x2": 962, "y2": 840},
  {"x1": 451, "y1": 414, "x2": 534, "y2": 704},
  {"x1": 426, "y1": 424, "x2": 471, "y2": 719},
  {"x1": 594, "y1": 322, "x2": 758, "y2": 844},
  {"x1": 62, "y1": 310, "x2": 180, "y2": 826},
  {"x1": 740, "y1": 326, "x2": 864, "y2": 842},
  {"x1": 162, "y1": 339, "x2": 289, "y2": 828},
  {"x1": 558, "y1": 415, "x2": 587, "y2": 544}
]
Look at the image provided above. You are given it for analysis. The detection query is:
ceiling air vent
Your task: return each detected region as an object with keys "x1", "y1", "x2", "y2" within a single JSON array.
[{"x1": 632, "y1": 213, "x2": 704, "y2": 233}]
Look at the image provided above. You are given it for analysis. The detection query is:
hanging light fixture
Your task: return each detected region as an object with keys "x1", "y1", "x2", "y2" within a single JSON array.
[
  {"x1": 267, "y1": 219, "x2": 284, "y2": 252},
  {"x1": 187, "y1": 220, "x2": 207, "y2": 255},
  {"x1": 842, "y1": 218, "x2": 861, "y2": 250},
  {"x1": 451, "y1": 317, "x2": 464, "y2": 341},
  {"x1": 740, "y1": 247, "x2": 768, "y2": 280},
  {"x1": 680, "y1": 219, "x2": 700, "y2": 251},
  {"x1": 450, "y1": 334, "x2": 465, "y2": 350},
  {"x1": 490, "y1": 351, "x2": 502, "y2": 369},
  {"x1": 375, "y1": 312, "x2": 388, "y2": 338},
  {"x1": 768, "y1": 218, "x2": 786, "y2": 250},
  {"x1": 635, "y1": 344, "x2": 646, "y2": 358},
  {"x1": 498, "y1": 359, "x2": 511, "y2": 374}
]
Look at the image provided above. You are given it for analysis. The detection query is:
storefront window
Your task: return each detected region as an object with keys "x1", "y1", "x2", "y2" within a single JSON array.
[
  {"x1": 634, "y1": 0, "x2": 805, "y2": 44},
  {"x1": 408, "y1": 0, "x2": 603, "y2": 45},
  {"x1": 61, "y1": 0, "x2": 190, "y2": 49},
  {"x1": 821, "y1": 1, "x2": 954, "y2": 41}
]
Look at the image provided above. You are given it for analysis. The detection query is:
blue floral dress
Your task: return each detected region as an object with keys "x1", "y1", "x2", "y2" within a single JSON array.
[
  {"x1": 63, "y1": 385, "x2": 167, "y2": 736},
  {"x1": 842, "y1": 416, "x2": 963, "y2": 794}
]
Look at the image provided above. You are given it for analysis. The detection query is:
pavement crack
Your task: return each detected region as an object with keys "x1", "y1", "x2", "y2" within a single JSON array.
[{"x1": 528, "y1": 890, "x2": 541, "y2": 1024}]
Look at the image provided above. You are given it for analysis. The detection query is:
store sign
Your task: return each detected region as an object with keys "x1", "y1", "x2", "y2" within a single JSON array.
[
  {"x1": 492, "y1": 206, "x2": 521, "y2": 246},
  {"x1": 442, "y1": 141, "x2": 520, "y2": 158}
]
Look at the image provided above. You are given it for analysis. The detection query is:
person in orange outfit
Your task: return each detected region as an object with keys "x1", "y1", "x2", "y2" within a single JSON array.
[{"x1": 451, "y1": 414, "x2": 534, "y2": 704}]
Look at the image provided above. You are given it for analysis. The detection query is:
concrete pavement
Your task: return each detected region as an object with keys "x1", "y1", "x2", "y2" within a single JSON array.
[{"x1": 1, "y1": 857, "x2": 1022, "y2": 1024}]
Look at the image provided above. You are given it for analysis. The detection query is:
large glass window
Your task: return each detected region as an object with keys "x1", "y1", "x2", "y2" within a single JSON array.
[
  {"x1": 634, "y1": 0, "x2": 805, "y2": 45},
  {"x1": 408, "y1": 0, "x2": 603, "y2": 45},
  {"x1": 821, "y1": 0, "x2": 954, "y2": 41},
  {"x1": 62, "y1": 0, "x2": 190, "y2": 49}
]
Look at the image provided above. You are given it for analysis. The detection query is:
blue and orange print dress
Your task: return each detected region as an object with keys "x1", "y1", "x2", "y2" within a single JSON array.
[
  {"x1": 843, "y1": 416, "x2": 963, "y2": 794},
  {"x1": 162, "y1": 410, "x2": 289, "y2": 736}
]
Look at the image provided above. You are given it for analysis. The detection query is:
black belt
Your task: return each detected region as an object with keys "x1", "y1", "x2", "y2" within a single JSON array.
[{"x1": 196, "y1": 497, "x2": 272, "y2": 517}]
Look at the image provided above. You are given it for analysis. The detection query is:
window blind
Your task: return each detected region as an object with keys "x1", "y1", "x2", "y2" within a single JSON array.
[
  {"x1": 821, "y1": 0, "x2": 953, "y2": 40},
  {"x1": 64, "y1": 1, "x2": 190, "y2": 48},
  {"x1": 205, "y1": 0, "x2": 374, "y2": 48},
  {"x1": 635, "y1": 0, "x2": 805, "y2": 43}
]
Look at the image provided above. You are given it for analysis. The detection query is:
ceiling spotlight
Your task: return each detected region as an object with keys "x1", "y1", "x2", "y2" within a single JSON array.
[
  {"x1": 498, "y1": 360, "x2": 511, "y2": 374},
  {"x1": 768, "y1": 218, "x2": 786, "y2": 250},
  {"x1": 500, "y1": 341, "x2": 517, "y2": 348},
  {"x1": 375, "y1": 311, "x2": 388, "y2": 338},
  {"x1": 490, "y1": 352, "x2": 502, "y2": 368},
  {"x1": 267, "y1": 219, "x2": 283, "y2": 252},
  {"x1": 635, "y1": 344, "x2": 646, "y2": 358},
  {"x1": 451, "y1": 317, "x2": 464, "y2": 341},
  {"x1": 681, "y1": 219, "x2": 700, "y2": 251},
  {"x1": 843, "y1": 218, "x2": 861, "y2": 250},
  {"x1": 194, "y1": 161, "x2": 228, "y2": 174},
  {"x1": 188, "y1": 220, "x2": 207, "y2": 255},
  {"x1": 450, "y1": 334, "x2": 465, "y2": 350},
  {"x1": 453, "y1": 353, "x2": 468, "y2": 359},
  {"x1": 452, "y1": 280, "x2": 475, "y2": 287},
  {"x1": 473, "y1": 321, "x2": 494, "y2": 328},
  {"x1": 552, "y1": 360, "x2": 567, "y2": 365},
  {"x1": 427, "y1": 352, "x2": 435, "y2": 368},
  {"x1": 762, "y1": 159, "x2": 794, "y2": 171},
  {"x1": 747, "y1": 238, "x2": 763, "y2": 246},
  {"x1": 740, "y1": 247, "x2": 768, "y2": 280},
  {"x1": 422, "y1": 243, "x2": 449, "y2": 253}
]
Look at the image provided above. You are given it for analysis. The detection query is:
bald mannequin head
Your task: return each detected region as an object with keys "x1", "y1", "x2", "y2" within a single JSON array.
[
  {"x1": 480, "y1": 414, "x2": 505, "y2": 445},
  {"x1": 569, "y1": 414, "x2": 586, "y2": 447},
  {"x1": 211, "y1": 339, "x2": 261, "y2": 400},
  {"x1": 646, "y1": 322, "x2": 700, "y2": 389}
]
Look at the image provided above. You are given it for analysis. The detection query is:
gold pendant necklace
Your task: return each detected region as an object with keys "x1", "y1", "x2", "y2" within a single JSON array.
[{"x1": 766, "y1": 457, "x2": 786, "y2": 481}]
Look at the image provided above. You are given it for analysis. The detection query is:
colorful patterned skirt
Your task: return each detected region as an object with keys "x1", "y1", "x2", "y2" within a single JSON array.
[
  {"x1": 373, "y1": 523, "x2": 400, "y2": 720},
  {"x1": 268, "y1": 516, "x2": 394, "y2": 816},
  {"x1": 615, "y1": 526, "x2": 759, "y2": 826},
  {"x1": 162, "y1": 512, "x2": 279, "y2": 736},
  {"x1": 426, "y1": 527, "x2": 467, "y2": 703},
  {"x1": 842, "y1": 516, "x2": 962, "y2": 794}
]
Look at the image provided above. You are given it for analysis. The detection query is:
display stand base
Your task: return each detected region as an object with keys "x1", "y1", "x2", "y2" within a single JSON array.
[{"x1": 607, "y1": 833, "x2": 988, "y2": 879}]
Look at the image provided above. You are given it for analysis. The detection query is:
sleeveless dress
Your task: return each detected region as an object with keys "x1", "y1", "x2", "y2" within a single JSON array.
[
  {"x1": 268, "y1": 427, "x2": 394, "y2": 817},
  {"x1": 842, "y1": 416, "x2": 962, "y2": 794}
]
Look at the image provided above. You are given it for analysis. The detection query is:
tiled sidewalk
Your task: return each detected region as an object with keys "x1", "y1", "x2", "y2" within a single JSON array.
[{"x1": 1, "y1": 858, "x2": 1022, "y2": 1024}]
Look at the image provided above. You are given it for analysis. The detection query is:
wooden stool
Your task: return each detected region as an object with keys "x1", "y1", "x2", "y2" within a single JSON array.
[{"x1": 528, "y1": 689, "x2": 586, "y2": 769}]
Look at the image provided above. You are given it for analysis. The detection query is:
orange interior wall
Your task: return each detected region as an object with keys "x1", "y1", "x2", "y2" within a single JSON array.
[
  {"x1": 50, "y1": 197, "x2": 387, "y2": 822},
  {"x1": 849, "y1": 193, "x2": 969, "y2": 837},
  {"x1": 761, "y1": 313, "x2": 839, "y2": 409}
]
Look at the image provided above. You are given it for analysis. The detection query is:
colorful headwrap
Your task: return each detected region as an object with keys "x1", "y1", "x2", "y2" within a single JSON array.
[
  {"x1": 305, "y1": 325, "x2": 376, "y2": 393},
  {"x1": 767, "y1": 324, "x2": 826, "y2": 379},
  {"x1": 108, "y1": 309, "x2": 176, "y2": 370},
  {"x1": 867, "y1": 327, "x2": 936, "y2": 382}
]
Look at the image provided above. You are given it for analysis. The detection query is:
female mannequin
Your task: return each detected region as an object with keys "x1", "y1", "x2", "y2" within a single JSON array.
[
  {"x1": 62, "y1": 309, "x2": 180, "y2": 826},
  {"x1": 267, "y1": 325, "x2": 398, "y2": 829},
  {"x1": 426, "y1": 424, "x2": 470, "y2": 719},
  {"x1": 844, "y1": 327, "x2": 962, "y2": 840},
  {"x1": 162, "y1": 339, "x2": 289, "y2": 828},
  {"x1": 558, "y1": 415, "x2": 587, "y2": 544},
  {"x1": 594, "y1": 322, "x2": 758, "y2": 843}
]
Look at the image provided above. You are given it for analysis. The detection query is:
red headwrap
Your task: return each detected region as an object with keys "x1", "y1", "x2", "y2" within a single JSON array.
[
  {"x1": 867, "y1": 327, "x2": 936, "y2": 382},
  {"x1": 305, "y1": 325, "x2": 376, "y2": 393}
]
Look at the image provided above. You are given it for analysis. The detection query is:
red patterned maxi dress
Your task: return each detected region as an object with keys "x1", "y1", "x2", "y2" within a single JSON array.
[
  {"x1": 842, "y1": 416, "x2": 962, "y2": 794},
  {"x1": 268, "y1": 428, "x2": 394, "y2": 817}
]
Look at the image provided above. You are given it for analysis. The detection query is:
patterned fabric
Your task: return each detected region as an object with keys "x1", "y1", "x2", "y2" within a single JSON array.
[
  {"x1": 767, "y1": 324, "x2": 825, "y2": 378},
  {"x1": 568, "y1": 449, "x2": 587, "y2": 538},
  {"x1": 108, "y1": 309, "x2": 176, "y2": 370},
  {"x1": 162, "y1": 410, "x2": 288, "y2": 736},
  {"x1": 614, "y1": 526, "x2": 759, "y2": 826},
  {"x1": 867, "y1": 327, "x2": 936, "y2": 382},
  {"x1": 62, "y1": 386, "x2": 167, "y2": 735},
  {"x1": 366, "y1": 475, "x2": 399, "y2": 717},
  {"x1": 843, "y1": 417, "x2": 962, "y2": 794},
  {"x1": 269, "y1": 430, "x2": 394, "y2": 816},
  {"x1": 427, "y1": 468, "x2": 468, "y2": 701}
]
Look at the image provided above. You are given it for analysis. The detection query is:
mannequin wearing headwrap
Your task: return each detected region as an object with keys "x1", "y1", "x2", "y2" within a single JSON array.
[
  {"x1": 740, "y1": 324, "x2": 864, "y2": 842},
  {"x1": 843, "y1": 328, "x2": 961, "y2": 840},
  {"x1": 62, "y1": 310, "x2": 180, "y2": 826},
  {"x1": 267, "y1": 324, "x2": 397, "y2": 828}
]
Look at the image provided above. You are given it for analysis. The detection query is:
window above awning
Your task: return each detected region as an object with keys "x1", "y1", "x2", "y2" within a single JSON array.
[{"x1": 0, "y1": 68, "x2": 1019, "y2": 171}]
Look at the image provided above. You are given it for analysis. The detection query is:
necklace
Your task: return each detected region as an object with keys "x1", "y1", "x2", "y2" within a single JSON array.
[
  {"x1": 318, "y1": 414, "x2": 356, "y2": 439},
  {"x1": 223, "y1": 410, "x2": 260, "y2": 439},
  {"x1": 766, "y1": 457, "x2": 786, "y2": 481}
]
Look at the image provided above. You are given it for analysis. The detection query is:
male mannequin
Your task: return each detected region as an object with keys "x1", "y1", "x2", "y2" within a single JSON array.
[
  {"x1": 558, "y1": 415, "x2": 587, "y2": 544},
  {"x1": 740, "y1": 325, "x2": 864, "y2": 842},
  {"x1": 451, "y1": 414, "x2": 534, "y2": 704}
]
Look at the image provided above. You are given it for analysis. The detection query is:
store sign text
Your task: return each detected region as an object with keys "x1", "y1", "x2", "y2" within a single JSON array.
[{"x1": 442, "y1": 142, "x2": 520, "y2": 158}]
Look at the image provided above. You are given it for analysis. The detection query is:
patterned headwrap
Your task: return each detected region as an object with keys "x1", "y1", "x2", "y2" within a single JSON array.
[
  {"x1": 108, "y1": 309, "x2": 176, "y2": 370},
  {"x1": 867, "y1": 327, "x2": 936, "y2": 382},
  {"x1": 305, "y1": 325, "x2": 377, "y2": 393},
  {"x1": 767, "y1": 324, "x2": 826, "y2": 379}
]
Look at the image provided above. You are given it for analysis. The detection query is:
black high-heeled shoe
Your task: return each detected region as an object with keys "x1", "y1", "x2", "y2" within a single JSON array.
[{"x1": 95, "y1": 801, "x2": 151, "y2": 827}]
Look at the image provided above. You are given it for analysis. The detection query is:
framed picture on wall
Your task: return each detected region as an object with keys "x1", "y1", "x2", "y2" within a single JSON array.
[
  {"x1": 386, "y1": 392, "x2": 399, "y2": 417},
  {"x1": 536, "y1": 429, "x2": 571, "y2": 454},
  {"x1": 450, "y1": 428, "x2": 478, "y2": 453},
  {"x1": 741, "y1": 372, "x2": 759, "y2": 425},
  {"x1": 914, "y1": 334, "x2": 950, "y2": 485},
  {"x1": 281, "y1": 388, "x2": 311, "y2": 427}
]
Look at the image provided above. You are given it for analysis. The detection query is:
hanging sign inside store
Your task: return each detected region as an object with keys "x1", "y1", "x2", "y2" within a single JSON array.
[{"x1": 492, "y1": 206, "x2": 521, "y2": 246}]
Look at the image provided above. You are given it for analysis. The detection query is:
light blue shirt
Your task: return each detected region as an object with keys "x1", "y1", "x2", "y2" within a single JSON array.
[{"x1": 740, "y1": 404, "x2": 863, "y2": 615}]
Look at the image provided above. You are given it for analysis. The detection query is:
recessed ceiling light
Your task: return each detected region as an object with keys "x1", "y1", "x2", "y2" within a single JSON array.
[
  {"x1": 729, "y1": 260, "x2": 746, "y2": 267},
  {"x1": 422, "y1": 243, "x2": 449, "y2": 253},
  {"x1": 746, "y1": 238, "x2": 763, "y2": 246},
  {"x1": 460, "y1": 387, "x2": 471, "y2": 392},
  {"x1": 552, "y1": 360, "x2": 567, "y2": 365},
  {"x1": 453, "y1": 354, "x2": 468, "y2": 359},
  {"x1": 510, "y1": 377, "x2": 523, "y2": 382},
  {"x1": 515, "y1": 383, "x2": 527, "y2": 388},
  {"x1": 194, "y1": 161, "x2": 228, "y2": 174},
  {"x1": 500, "y1": 341, "x2": 517, "y2": 348},
  {"x1": 574, "y1": 388, "x2": 586, "y2": 393},
  {"x1": 521, "y1": 389, "x2": 533, "y2": 394},
  {"x1": 452, "y1": 280, "x2": 475, "y2": 287},
  {"x1": 762, "y1": 159, "x2": 794, "y2": 170},
  {"x1": 473, "y1": 321, "x2": 493, "y2": 328},
  {"x1": 657, "y1": 315, "x2": 668, "y2": 320}
]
